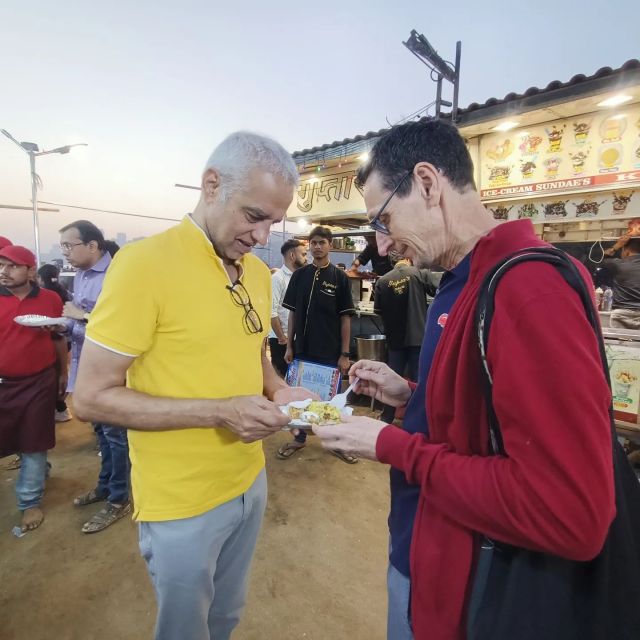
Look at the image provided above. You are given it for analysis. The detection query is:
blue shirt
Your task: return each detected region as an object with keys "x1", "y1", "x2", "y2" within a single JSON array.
[
  {"x1": 66, "y1": 252, "x2": 111, "y2": 392},
  {"x1": 388, "y1": 253, "x2": 471, "y2": 576}
]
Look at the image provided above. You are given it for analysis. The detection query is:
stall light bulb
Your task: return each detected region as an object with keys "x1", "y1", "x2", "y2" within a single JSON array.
[
  {"x1": 358, "y1": 152, "x2": 370, "y2": 162},
  {"x1": 597, "y1": 94, "x2": 633, "y2": 108},
  {"x1": 492, "y1": 121, "x2": 519, "y2": 132}
]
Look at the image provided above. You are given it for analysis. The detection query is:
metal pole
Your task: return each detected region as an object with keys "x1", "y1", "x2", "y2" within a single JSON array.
[
  {"x1": 29, "y1": 153, "x2": 41, "y2": 267},
  {"x1": 452, "y1": 41, "x2": 462, "y2": 122},
  {"x1": 435, "y1": 76, "x2": 443, "y2": 117}
]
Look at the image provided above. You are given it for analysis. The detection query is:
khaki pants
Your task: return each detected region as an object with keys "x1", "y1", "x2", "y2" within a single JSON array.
[{"x1": 610, "y1": 309, "x2": 640, "y2": 330}]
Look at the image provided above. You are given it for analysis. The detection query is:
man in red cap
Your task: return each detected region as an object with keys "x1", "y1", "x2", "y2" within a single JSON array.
[
  {"x1": 0, "y1": 245, "x2": 68, "y2": 532},
  {"x1": 0, "y1": 236, "x2": 13, "y2": 249}
]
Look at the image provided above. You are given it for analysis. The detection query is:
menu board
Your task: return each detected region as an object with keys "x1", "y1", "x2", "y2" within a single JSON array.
[
  {"x1": 480, "y1": 105, "x2": 640, "y2": 199},
  {"x1": 285, "y1": 359, "x2": 341, "y2": 401},
  {"x1": 606, "y1": 344, "x2": 640, "y2": 424}
]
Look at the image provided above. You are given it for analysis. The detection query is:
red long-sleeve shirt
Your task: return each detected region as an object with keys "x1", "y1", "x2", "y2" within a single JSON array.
[{"x1": 377, "y1": 220, "x2": 615, "y2": 639}]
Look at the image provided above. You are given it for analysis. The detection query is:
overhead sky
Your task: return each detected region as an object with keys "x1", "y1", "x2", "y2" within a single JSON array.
[{"x1": 1, "y1": 0, "x2": 638, "y2": 254}]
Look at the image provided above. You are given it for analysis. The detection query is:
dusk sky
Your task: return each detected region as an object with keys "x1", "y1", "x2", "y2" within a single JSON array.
[{"x1": 1, "y1": 0, "x2": 638, "y2": 254}]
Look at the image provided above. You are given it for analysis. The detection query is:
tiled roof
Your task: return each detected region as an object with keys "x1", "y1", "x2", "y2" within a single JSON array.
[
  {"x1": 292, "y1": 59, "x2": 640, "y2": 160},
  {"x1": 461, "y1": 59, "x2": 640, "y2": 115}
]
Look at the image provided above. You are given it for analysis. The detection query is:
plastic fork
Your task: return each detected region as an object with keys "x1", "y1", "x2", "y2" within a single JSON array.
[{"x1": 329, "y1": 377, "x2": 360, "y2": 410}]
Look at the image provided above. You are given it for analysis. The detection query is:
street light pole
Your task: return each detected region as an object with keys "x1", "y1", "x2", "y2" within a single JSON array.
[
  {"x1": 29, "y1": 152, "x2": 42, "y2": 268},
  {"x1": 1, "y1": 129, "x2": 87, "y2": 267}
]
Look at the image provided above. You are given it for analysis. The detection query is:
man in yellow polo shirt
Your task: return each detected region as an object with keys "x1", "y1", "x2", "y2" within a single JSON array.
[{"x1": 73, "y1": 132, "x2": 315, "y2": 640}]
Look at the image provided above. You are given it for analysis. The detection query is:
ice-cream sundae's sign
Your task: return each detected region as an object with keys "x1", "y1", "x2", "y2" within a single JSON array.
[
  {"x1": 485, "y1": 189, "x2": 637, "y2": 222},
  {"x1": 480, "y1": 105, "x2": 640, "y2": 199}
]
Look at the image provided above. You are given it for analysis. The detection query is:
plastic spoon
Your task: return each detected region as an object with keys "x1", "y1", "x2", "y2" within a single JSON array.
[{"x1": 329, "y1": 377, "x2": 360, "y2": 410}]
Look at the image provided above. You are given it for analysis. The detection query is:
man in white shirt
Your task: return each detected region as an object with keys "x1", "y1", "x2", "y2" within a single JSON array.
[{"x1": 268, "y1": 239, "x2": 307, "y2": 376}]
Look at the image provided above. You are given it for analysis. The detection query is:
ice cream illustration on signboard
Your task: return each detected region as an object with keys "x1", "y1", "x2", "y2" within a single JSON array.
[{"x1": 573, "y1": 120, "x2": 592, "y2": 144}]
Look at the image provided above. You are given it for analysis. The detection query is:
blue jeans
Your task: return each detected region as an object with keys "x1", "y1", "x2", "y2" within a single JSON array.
[
  {"x1": 138, "y1": 469, "x2": 267, "y2": 640},
  {"x1": 387, "y1": 562, "x2": 414, "y2": 640},
  {"x1": 16, "y1": 451, "x2": 48, "y2": 511},
  {"x1": 94, "y1": 423, "x2": 130, "y2": 504}
]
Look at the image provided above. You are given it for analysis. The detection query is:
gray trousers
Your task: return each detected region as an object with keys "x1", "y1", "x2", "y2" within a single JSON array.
[{"x1": 138, "y1": 469, "x2": 267, "y2": 640}]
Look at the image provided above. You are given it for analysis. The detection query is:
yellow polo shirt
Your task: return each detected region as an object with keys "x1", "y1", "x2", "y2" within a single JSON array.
[{"x1": 86, "y1": 216, "x2": 270, "y2": 521}]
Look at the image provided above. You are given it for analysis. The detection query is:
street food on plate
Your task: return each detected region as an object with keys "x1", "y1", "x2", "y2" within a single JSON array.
[
  {"x1": 286, "y1": 401, "x2": 342, "y2": 425},
  {"x1": 305, "y1": 401, "x2": 342, "y2": 424},
  {"x1": 287, "y1": 405, "x2": 305, "y2": 421}
]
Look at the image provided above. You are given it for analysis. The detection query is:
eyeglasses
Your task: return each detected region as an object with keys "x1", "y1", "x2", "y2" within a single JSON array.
[
  {"x1": 226, "y1": 281, "x2": 264, "y2": 335},
  {"x1": 60, "y1": 241, "x2": 87, "y2": 252},
  {"x1": 368, "y1": 169, "x2": 413, "y2": 235}
]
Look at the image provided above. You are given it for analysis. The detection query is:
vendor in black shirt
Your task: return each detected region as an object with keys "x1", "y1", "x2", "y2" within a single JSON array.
[
  {"x1": 603, "y1": 234, "x2": 640, "y2": 329},
  {"x1": 374, "y1": 255, "x2": 435, "y2": 423},
  {"x1": 279, "y1": 225, "x2": 356, "y2": 463},
  {"x1": 349, "y1": 235, "x2": 392, "y2": 276}
]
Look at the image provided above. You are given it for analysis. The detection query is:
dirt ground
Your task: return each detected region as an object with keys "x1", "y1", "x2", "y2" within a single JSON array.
[{"x1": 0, "y1": 407, "x2": 391, "y2": 640}]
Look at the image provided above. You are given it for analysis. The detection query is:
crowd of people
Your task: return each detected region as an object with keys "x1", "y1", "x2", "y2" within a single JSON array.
[{"x1": 2, "y1": 121, "x2": 640, "y2": 640}]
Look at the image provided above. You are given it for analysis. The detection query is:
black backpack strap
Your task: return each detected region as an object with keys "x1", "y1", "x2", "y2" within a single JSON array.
[{"x1": 475, "y1": 246, "x2": 613, "y2": 457}]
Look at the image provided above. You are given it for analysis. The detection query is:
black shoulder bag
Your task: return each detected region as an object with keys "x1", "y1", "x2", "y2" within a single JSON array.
[{"x1": 468, "y1": 246, "x2": 640, "y2": 640}]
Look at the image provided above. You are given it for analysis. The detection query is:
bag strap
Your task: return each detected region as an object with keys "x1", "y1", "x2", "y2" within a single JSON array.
[{"x1": 475, "y1": 246, "x2": 615, "y2": 457}]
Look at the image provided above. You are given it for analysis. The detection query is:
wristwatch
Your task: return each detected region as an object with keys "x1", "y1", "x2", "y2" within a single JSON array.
[{"x1": 341, "y1": 351, "x2": 350, "y2": 357}]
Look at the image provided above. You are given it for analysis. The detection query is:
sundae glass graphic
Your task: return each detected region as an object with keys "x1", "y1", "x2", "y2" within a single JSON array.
[{"x1": 615, "y1": 371, "x2": 637, "y2": 400}]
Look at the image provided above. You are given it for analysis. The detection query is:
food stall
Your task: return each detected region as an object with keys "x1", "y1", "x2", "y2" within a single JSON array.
[
  {"x1": 286, "y1": 59, "x2": 640, "y2": 370},
  {"x1": 288, "y1": 59, "x2": 640, "y2": 245}
]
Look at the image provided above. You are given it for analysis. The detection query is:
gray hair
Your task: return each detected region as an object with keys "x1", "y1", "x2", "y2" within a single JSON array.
[{"x1": 203, "y1": 131, "x2": 299, "y2": 201}]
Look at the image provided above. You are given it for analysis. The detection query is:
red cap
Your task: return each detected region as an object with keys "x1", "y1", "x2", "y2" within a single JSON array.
[
  {"x1": 0, "y1": 245, "x2": 36, "y2": 268},
  {"x1": 0, "y1": 236, "x2": 12, "y2": 250}
]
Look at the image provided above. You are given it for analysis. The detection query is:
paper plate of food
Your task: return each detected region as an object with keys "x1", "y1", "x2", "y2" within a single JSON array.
[
  {"x1": 280, "y1": 399, "x2": 353, "y2": 431},
  {"x1": 14, "y1": 314, "x2": 67, "y2": 328}
]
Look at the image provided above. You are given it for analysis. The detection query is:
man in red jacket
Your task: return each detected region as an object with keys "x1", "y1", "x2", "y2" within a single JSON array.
[{"x1": 313, "y1": 120, "x2": 614, "y2": 639}]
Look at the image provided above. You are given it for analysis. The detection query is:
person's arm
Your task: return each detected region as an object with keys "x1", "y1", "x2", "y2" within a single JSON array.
[
  {"x1": 271, "y1": 317, "x2": 287, "y2": 343},
  {"x1": 604, "y1": 233, "x2": 630, "y2": 257},
  {"x1": 373, "y1": 279, "x2": 382, "y2": 315},
  {"x1": 376, "y1": 286, "x2": 615, "y2": 562},
  {"x1": 53, "y1": 334, "x2": 68, "y2": 398},
  {"x1": 61, "y1": 302, "x2": 88, "y2": 340},
  {"x1": 337, "y1": 270, "x2": 355, "y2": 373},
  {"x1": 282, "y1": 271, "x2": 298, "y2": 363},
  {"x1": 74, "y1": 340, "x2": 288, "y2": 441},
  {"x1": 262, "y1": 340, "x2": 287, "y2": 400},
  {"x1": 419, "y1": 269, "x2": 438, "y2": 297},
  {"x1": 350, "y1": 246, "x2": 370, "y2": 272},
  {"x1": 270, "y1": 273, "x2": 287, "y2": 343},
  {"x1": 75, "y1": 246, "x2": 292, "y2": 441},
  {"x1": 284, "y1": 311, "x2": 295, "y2": 364},
  {"x1": 338, "y1": 315, "x2": 351, "y2": 374}
]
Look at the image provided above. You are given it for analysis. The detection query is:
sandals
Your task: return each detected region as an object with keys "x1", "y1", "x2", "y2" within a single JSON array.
[
  {"x1": 82, "y1": 502, "x2": 131, "y2": 534},
  {"x1": 330, "y1": 449, "x2": 359, "y2": 465},
  {"x1": 74, "y1": 488, "x2": 108, "y2": 507},
  {"x1": 277, "y1": 442, "x2": 306, "y2": 460},
  {"x1": 2, "y1": 455, "x2": 21, "y2": 470}
]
